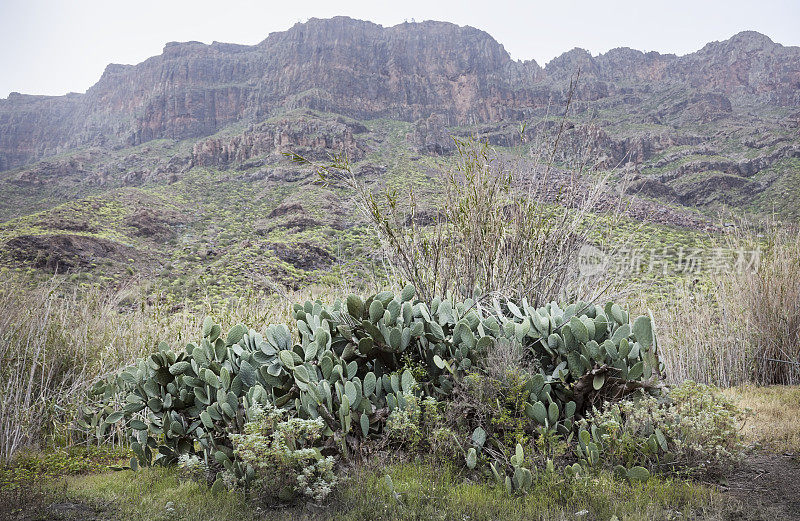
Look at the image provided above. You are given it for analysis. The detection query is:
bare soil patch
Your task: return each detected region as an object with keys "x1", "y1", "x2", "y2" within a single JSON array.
[{"x1": 721, "y1": 452, "x2": 800, "y2": 521}]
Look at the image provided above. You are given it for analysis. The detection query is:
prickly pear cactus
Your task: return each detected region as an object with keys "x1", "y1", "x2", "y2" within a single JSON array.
[
  {"x1": 491, "y1": 298, "x2": 663, "y2": 431},
  {"x1": 86, "y1": 286, "x2": 662, "y2": 491}
]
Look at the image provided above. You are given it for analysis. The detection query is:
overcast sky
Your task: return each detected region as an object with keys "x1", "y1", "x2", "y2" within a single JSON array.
[{"x1": 1, "y1": 0, "x2": 799, "y2": 99}]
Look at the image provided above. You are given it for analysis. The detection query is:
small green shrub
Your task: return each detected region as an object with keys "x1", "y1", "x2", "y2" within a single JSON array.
[
  {"x1": 385, "y1": 395, "x2": 448, "y2": 452},
  {"x1": 667, "y1": 380, "x2": 748, "y2": 466},
  {"x1": 489, "y1": 369, "x2": 535, "y2": 449},
  {"x1": 385, "y1": 393, "x2": 422, "y2": 448},
  {"x1": 177, "y1": 454, "x2": 210, "y2": 485},
  {"x1": 532, "y1": 425, "x2": 569, "y2": 465},
  {"x1": 428, "y1": 426, "x2": 462, "y2": 464},
  {"x1": 451, "y1": 368, "x2": 533, "y2": 450},
  {"x1": 577, "y1": 381, "x2": 747, "y2": 475},
  {"x1": 230, "y1": 403, "x2": 338, "y2": 503}
]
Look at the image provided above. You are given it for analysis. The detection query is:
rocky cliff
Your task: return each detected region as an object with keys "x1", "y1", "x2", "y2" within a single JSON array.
[{"x1": 1, "y1": 17, "x2": 798, "y2": 170}]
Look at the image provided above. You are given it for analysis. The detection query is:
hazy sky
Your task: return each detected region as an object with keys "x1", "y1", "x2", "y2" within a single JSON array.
[{"x1": 1, "y1": 0, "x2": 799, "y2": 98}]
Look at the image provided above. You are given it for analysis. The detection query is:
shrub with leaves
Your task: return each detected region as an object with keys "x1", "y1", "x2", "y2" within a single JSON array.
[
  {"x1": 576, "y1": 381, "x2": 746, "y2": 476},
  {"x1": 385, "y1": 395, "x2": 446, "y2": 451},
  {"x1": 293, "y1": 135, "x2": 621, "y2": 306},
  {"x1": 451, "y1": 367, "x2": 534, "y2": 450},
  {"x1": 385, "y1": 393, "x2": 422, "y2": 448},
  {"x1": 666, "y1": 381, "x2": 747, "y2": 467},
  {"x1": 177, "y1": 454, "x2": 210, "y2": 484},
  {"x1": 230, "y1": 403, "x2": 337, "y2": 503}
]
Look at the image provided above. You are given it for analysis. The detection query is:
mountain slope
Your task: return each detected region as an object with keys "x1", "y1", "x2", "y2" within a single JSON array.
[{"x1": 0, "y1": 17, "x2": 798, "y2": 299}]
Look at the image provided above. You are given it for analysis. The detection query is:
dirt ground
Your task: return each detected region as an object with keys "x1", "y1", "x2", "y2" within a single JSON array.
[{"x1": 721, "y1": 452, "x2": 800, "y2": 521}]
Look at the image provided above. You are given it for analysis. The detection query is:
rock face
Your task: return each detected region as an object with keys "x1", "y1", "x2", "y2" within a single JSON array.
[
  {"x1": 409, "y1": 114, "x2": 455, "y2": 155},
  {"x1": 190, "y1": 114, "x2": 366, "y2": 168},
  {"x1": 1, "y1": 17, "x2": 798, "y2": 170}
]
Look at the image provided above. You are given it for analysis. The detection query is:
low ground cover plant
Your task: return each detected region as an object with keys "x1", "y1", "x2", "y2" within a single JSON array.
[{"x1": 576, "y1": 381, "x2": 747, "y2": 478}]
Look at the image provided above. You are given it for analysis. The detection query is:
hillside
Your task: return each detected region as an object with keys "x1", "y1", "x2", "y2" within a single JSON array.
[{"x1": 0, "y1": 17, "x2": 798, "y2": 297}]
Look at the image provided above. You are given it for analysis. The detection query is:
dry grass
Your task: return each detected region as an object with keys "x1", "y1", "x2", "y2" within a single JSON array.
[
  {"x1": 656, "y1": 282, "x2": 751, "y2": 387},
  {"x1": 656, "y1": 224, "x2": 800, "y2": 386},
  {"x1": 730, "y1": 225, "x2": 800, "y2": 385},
  {"x1": 723, "y1": 385, "x2": 800, "y2": 453}
]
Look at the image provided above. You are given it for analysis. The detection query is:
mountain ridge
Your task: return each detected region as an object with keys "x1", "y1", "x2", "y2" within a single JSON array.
[
  {"x1": 2, "y1": 22, "x2": 794, "y2": 100},
  {"x1": 1, "y1": 17, "x2": 798, "y2": 171}
]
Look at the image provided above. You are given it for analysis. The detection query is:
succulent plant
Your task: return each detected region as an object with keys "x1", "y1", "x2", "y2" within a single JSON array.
[
  {"x1": 83, "y1": 287, "x2": 662, "y2": 493},
  {"x1": 488, "y1": 298, "x2": 664, "y2": 431}
]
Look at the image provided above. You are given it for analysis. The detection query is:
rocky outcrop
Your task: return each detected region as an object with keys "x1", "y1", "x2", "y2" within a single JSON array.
[
  {"x1": 667, "y1": 31, "x2": 800, "y2": 106},
  {"x1": 659, "y1": 93, "x2": 733, "y2": 124},
  {"x1": 409, "y1": 114, "x2": 454, "y2": 154},
  {"x1": 4, "y1": 234, "x2": 136, "y2": 273},
  {"x1": 269, "y1": 241, "x2": 334, "y2": 271},
  {"x1": 0, "y1": 93, "x2": 83, "y2": 171},
  {"x1": 0, "y1": 17, "x2": 540, "y2": 169},
  {"x1": 190, "y1": 114, "x2": 366, "y2": 167},
  {"x1": 125, "y1": 207, "x2": 184, "y2": 239},
  {"x1": 255, "y1": 202, "x2": 322, "y2": 234},
  {"x1": 673, "y1": 172, "x2": 751, "y2": 206},
  {"x1": 7, "y1": 150, "x2": 100, "y2": 186},
  {"x1": 1, "y1": 18, "x2": 798, "y2": 170},
  {"x1": 542, "y1": 31, "x2": 800, "y2": 106},
  {"x1": 655, "y1": 143, "x2": 800, "y2": 183}
]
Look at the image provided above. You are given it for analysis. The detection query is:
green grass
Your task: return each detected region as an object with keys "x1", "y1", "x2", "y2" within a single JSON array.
[
  {"x1": 58, "y1": 462, "x2": 728, "y2": 521},
  {"x1": 0, "y1": 446, "x2": 131, "y2": 491},
  {"x1": 66, "y1": 468, "x2": 260, "y2": 521}
]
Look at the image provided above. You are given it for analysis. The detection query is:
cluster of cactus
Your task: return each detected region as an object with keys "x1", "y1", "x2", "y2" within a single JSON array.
[
  {"x1": 465, "y1": 426, "x2": 535, "y2": 494},
  {"x1": 76, "y1": 379, "x2": 128, "y2": 444},
  {"x1": 271, "y1": 286, "x2": 495, "y2": 451},
  {"x1": 491, "y1": 298, "x2": 663, "y2": 430},
  {"x1": 80, "y1": 319, "x2": 289, "y2": 477},
  {"x1": 81, "y1": 285, "x2": 663, "y2": 492},
  {"x1": 574, "y1": 426, "x2": 653, "y2": 483},
  {"x1": 488, "y1": 443, "x2": 534, "y2": 494},
  {"x1": 87, "y1": 285, "x2": 498, "y2": 473}
]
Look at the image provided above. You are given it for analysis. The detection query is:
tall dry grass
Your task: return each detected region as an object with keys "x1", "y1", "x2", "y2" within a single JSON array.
[
  {"x1": 733, "y1": 224, "x2": 800, "y2": 384},
  {"x1": 0, "y1": 279, "x2": 178, "y2": 461},
  {"x1": 657, "y1": 224, "x2": 800, "y2": 386},
  {"x1": 656, "y1": 281, "x2": 751, "y2": 387}
]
